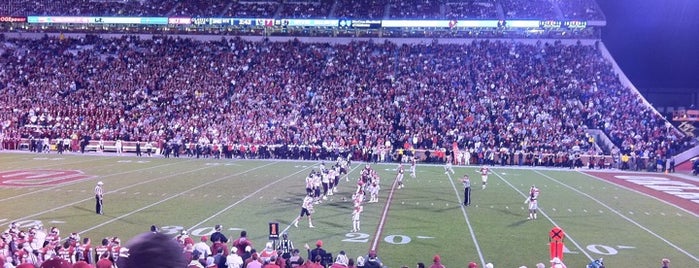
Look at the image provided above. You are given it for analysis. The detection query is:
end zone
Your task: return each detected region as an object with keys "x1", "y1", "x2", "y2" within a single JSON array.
[
  {"x1": 582, "y1": 171, "x2": 699, "y2": 216},
  {"x1": 0, "y1": 169, "x2": 95, "y2": 187}
]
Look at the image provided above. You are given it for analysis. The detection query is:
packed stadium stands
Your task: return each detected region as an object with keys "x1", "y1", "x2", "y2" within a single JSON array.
[
  {"x1": 1, "y1": 3, "x2": 697, "y2": 268},
  {"x1": 0, "y1": 33, "x2": 691, "y2": 165},
  {"x1": 0, "y1": 0, "x2": 605, "y2": 20},
  {"x1": 0, "y1": 0, "x2": 693, "y2": 164}
]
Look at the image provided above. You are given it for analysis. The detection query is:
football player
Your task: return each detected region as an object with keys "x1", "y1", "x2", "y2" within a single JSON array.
[
  {"x1": 396, "y1": 164, "x2": 405, "y2": 189},
  {"x1": 524, "y1": 185, "x2": 540, "y2": 220},
  {"x1": 480, "y1": 165, "x2": 490, "y2": 189},
  {"x1": 410, "y1": 156, "x2": 417, "y2": 178},
  {"x1": 351, "y1": 205, "x2": 363, "y2": 233},
  {"x1": 444, "y1": 155, "x2": 455, "y2": 175},
  {"x1": 293, "y1": 192, "x2": 315, "y2": 228}
]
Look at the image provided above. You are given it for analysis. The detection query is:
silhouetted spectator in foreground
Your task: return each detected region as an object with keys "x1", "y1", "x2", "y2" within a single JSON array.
[{"x1": 116, "y1": 232, "x2": 187, "y2": 268}]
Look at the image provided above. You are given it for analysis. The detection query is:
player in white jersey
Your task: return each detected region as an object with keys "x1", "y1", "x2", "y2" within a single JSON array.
[
  {"x1": 305, "y1": 171, "x2": 315, "y2": 196},
  {"x1": 351, "y1": 205, "x2": 363, "y2": 232},
  {"x1": 321, "y1": 170, "x2": 331, "y2": 200},
  {"x1": 524, "y1": 185, "x2": 540, "y2": 220},
  {"x1": 338, "y1": 158, "x2": 350, "y2": 182},
  {"x1": 331, "y1": 164, "x2": 341, "y2": 193},
  {"x1": 410, "y1": 156, "x2": 417, "y2": 178},
  {"x1": 444, "y1": 155, "x2": 455, "y2": 174},
  {"x1": 312, "y1": 171, "x2": 322, "y2": 204},
  {"x1": 368, "y1": 182, "x2": 380, "y2": 203},
  {"x1": 328, "y1": 166, "x2": 340, "y2": 195},
  {"x1": 115, "y1": 139, "x2": 123, "y2": 155},
  {"x1": 480, "y1": 166, "x2": 490, "y2": 189},
  {"x1": 396, "y1": 164, "x2": 405, "y2": 189},
  {"x1": 98, "y1": 138, "x2": 105, "y2": 153},
  {"x1": 293, "y1": 193, "x2": 315, "y2": 228}
]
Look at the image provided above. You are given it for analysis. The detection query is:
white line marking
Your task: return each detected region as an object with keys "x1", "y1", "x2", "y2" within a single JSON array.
[
  {"x1": 491, "y1": 170, "x2": 594, "y2": 261},
  {"x1": 0, "y1": 160, "x2": 187, "y2": 202},
  {"x1": 78, "y1": 162, "x2": 279, "y2": 235},
  {"x1": 446, "y1": 172, "x2": 486, "y2": 265},
  {"x1": 184, "y1": 162, "x2": 312, "y2": 231},
  {"x1": 369, "y1": 166, "x2": 404, "y2": 252},
  {"x1": 280, "y1": 164, "x2": 363, "y2": 236},
  {"x1": 7, "y1": 164, "x2": 216, "y2": 223},
  {"x1": 549, "y1": 171, "x2": 699, "y2": 262}
]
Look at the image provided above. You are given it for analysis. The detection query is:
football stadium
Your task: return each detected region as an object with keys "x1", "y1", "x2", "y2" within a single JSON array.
[{"x1": 0, "y1": 1, "x2": 698, "y2": 268}]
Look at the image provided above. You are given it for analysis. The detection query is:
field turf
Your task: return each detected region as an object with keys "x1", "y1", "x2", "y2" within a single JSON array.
[{"x1": 0, "y1": 152, "x2": 697, "y2": 267}]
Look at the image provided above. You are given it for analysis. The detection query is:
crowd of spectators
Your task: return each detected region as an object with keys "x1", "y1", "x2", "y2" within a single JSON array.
[
  {"x1": 444, "y1": 0, "x2": 499, "y2": 20},
  {"x1": 554, "y1": 0, "x2": 606, "y2": 21},
  {"x1": 333, "y1": 0, "x2": 386, "y2": 20},
  {"x1": 1, "y1": 0, "x2": 610, "y2": 23},
  {"x1": 387, "y1": 0, "x2": 442, "y2": 20},
  {"x1": 0, "y1": 34, "x2": 690, "y2": 163},
  {"x1": 278, "y1": 0, "x2": 335, "y2": 19},
  {"x1": 2, "y1": 222, "x2": 498, "y2": 268},
  {"x1": 169, "y1": 0, "x2": 230, "y2": 18},
  {"x1": 4, "y1": 0, "x2": 177, "y2": 17},
  {"x1": 223, "y1": 1, "x2": 280, "y2": 19},
  {"x1": 500, "y1": 0, "x2": 558, "y2": 19}
]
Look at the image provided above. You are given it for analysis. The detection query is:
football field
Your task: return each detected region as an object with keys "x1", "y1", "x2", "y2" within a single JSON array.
[{"x1": 0, "y1": 152, "x2": 697, "y2": 268}]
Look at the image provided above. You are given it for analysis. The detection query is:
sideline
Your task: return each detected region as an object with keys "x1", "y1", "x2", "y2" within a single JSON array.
[{"x1": 570, "y1": 171, "x2": 699, "y2": 262}]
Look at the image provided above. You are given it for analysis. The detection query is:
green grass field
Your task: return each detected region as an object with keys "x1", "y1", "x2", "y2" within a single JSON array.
[{"x1": 0, "y1": 152, "x2": 697, "y2": 268}]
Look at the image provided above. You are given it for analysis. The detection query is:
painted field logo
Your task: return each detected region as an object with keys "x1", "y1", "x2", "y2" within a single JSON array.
[{"x1": 0, "y1": 170, "x2": 93, "y2": 187}]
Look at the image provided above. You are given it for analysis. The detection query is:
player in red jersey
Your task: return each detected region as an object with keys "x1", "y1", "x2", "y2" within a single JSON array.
[
  {"x1": 524, "y1": 185, "x2": 540, "y2": 220},
  {"x1": 45, "y1": 227, "x2": 61, "y2": 248},
  {"x1": 479, "y1": 166, "x2": 490, "y2": 189},
  {"x1": 57, "y1": 241, "x2": 75, "y2": 263},
  {"x1": 94, "y1": 238, "x2": 110, "y2": 263}
]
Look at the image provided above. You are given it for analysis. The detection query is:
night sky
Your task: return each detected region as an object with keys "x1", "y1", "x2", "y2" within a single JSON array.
[{"x1": 596, "y1": 0, "x2": 699, "y2": 89}]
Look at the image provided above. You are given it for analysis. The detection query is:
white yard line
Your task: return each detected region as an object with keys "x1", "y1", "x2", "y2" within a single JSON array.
[
  {"x1": 580, "y1": 171, "x2": 699, "y2": 218},
  {"x1": 548, "y1": 170, "x2": 699, "y2": 262},
  {"x1": 79, "y1": 161, "x2": 280, "y2": 234},
  {"x1": 189, "y1": 161, "x2": 315, "y2": 231},
  {"x1": 8, "y1": 161, "x2": 213, "y2": 222},
  {"x1": 446, "y1": 172, "x2": 486, "y2": 265},
  {"x1": 2, "y1": 154, "x2": 107, "y2": 168},
  {"x1": 490, "y1": 170, "x2": 595, "y2": 261},
  {"x1": 0, "y1": 159, "x2": 188, "y2": 202},
  {"x1": 370, "y1": 168, "x2": 401, "y2": 251},
  {"x1": 280, "y1": 163, "x2": 361, "y2": 235}
]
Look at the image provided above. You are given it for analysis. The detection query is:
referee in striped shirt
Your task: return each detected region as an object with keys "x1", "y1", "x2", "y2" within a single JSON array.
[
  {"x1": 461, "y1": 175, "x2": 471, "y2": 206},
  {"x1": 95, "y1": 181, "x2": 104, "y2": 214}
]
